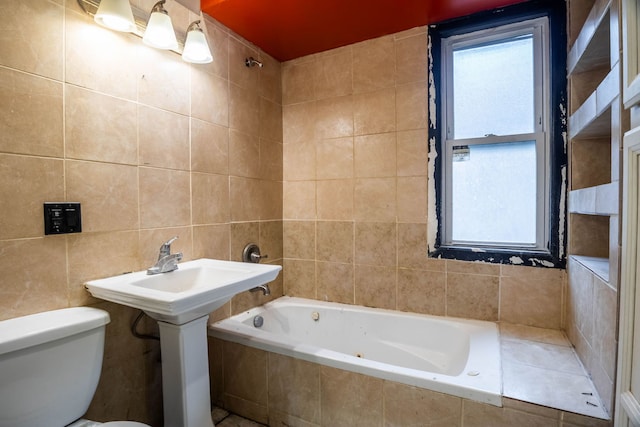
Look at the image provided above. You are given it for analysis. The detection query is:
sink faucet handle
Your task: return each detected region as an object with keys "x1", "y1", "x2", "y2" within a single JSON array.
[
  {"x1": 242, "y1": 243, "x2": 268, "y2": 263},
  {"x1": 159, "y1": 236, "x2": 179, "y2": 258},
  {"x1": 251, "y1": 252, "x2": 268, "y2": 262}
]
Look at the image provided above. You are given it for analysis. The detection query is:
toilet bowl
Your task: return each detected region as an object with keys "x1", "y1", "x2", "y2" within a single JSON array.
[{"x1": 0, "y1": 307, "x2": 151, "y2": 427}]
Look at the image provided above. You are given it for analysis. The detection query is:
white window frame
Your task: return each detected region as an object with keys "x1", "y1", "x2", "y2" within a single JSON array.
[{"x1": 439, "y1": 17, "x2": 552, "y2": 253}]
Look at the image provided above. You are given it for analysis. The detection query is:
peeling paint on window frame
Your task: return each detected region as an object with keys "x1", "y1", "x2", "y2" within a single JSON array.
[{"x1": 427, "y1": 0, "x2": 567, "y2": 269}]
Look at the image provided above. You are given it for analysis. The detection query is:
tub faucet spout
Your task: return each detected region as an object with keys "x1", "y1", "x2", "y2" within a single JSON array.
[
  {"x1": 147, "y1": 236, "x2": 183, "y2": 275},
  {"x1": 250, "y1": 284, "x2": 270, "y2": 296}
]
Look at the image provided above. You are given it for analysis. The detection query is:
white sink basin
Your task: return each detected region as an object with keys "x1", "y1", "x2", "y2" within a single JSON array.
[{"x1": 85, "y1": 258, "x2": 282, "y2": 324}]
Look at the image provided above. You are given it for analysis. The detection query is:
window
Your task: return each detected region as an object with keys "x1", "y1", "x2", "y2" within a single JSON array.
[{"x1": 428, "y1": 1, "x2": 567, "y2": 267}]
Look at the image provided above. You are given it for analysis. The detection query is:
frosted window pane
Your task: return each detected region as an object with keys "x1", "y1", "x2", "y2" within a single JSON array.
[
  {"x1": 451, "y1": 141, "x2": 536, "y2": 244},
  {"x1": 453, "y1": 36, "x2": 534, "y2": 139}
]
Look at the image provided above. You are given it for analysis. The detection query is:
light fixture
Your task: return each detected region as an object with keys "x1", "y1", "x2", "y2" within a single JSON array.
[
  {"x1": 93, "y1": 0, "x2": 136, "y2": 32},
  {"x1": 142, "y1": 0, "x2": 178, "y2": 50},
  {"x1": 77, "y1": 0, "x2": 214, "y2": 65},
  {"x1": 182, "y1": 21, "x2": 213, "y2": 64}
]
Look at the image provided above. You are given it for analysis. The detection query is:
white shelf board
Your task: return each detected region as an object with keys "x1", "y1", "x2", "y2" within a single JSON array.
[{"x1": 571, "y1": 255, "x2": 610, "y2": 283}]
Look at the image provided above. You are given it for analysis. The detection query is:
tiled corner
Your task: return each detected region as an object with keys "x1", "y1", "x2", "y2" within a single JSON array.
[
  {"x1": 500, "y1": 265, "x2": 565, "y2": 329},
  {"x1": 500, "y1": 323, "x2": 609, "y2": 420},
  {"x1": 212, "y1": 407, "x2": 268, "y2": 427}
]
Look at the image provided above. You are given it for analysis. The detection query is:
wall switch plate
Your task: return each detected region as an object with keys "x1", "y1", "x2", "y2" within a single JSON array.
[{"x1": 44, "y1": 203, "x2": 82, "y2": 235}]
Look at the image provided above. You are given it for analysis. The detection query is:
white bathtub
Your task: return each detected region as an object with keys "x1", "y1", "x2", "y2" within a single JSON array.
[{"x1": 208, "y1": 296, "x2": 502, "y2": 406}]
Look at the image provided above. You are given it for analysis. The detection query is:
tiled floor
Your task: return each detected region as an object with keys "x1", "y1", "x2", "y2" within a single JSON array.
[
  {"x1": 212, "y1": 406, "x2": 266, "y2": 427},
  {"x1": 500, "y1": 323, "x2": 609, "y2": 420}
]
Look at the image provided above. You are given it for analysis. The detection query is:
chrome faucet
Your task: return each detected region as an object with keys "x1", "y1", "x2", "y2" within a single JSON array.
[
  {"x1": 147, "y1": 236, "x2": 183, "y2": 275},
  {"x1": 250, "y1": 284, "x2": 271, "y2": 296},
  {"x1": 242, "y1": 243, "x2": 271, "y2": 296}
]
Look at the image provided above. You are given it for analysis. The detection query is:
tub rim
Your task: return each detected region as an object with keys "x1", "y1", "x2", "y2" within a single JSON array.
[{"x1": 209, "y1": 296, "x2": 503, "y2": 407}]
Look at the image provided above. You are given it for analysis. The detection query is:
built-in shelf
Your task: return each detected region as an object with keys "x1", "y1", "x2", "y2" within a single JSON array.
[
  {"x1": 566, "y1": 3, "x2": 617, "y2": 286},
  {"x1": 570, "y1": 137, "x2": 611, "y2": 189},
  {"x1": 568, "y1": 0, "x2": 612, "y2": 74},
  {"x1": 569, "y1": 63, "x2": 620, "y2": 139},
  {"x1": 569, "y1": 182, "x2": 619, "y2": 215},
  {"x1": 567, "y1": 0, "x2": 620, "y2": 294},
  {"x1": 566, "y1": 0, "x2": 622, "y2": 415},
  {"x1": 570, "y1": 255, "x2": 610, "y2": 283},
  {"x1": 569, "y1": 213, "x2": 610, "y2": 259}
]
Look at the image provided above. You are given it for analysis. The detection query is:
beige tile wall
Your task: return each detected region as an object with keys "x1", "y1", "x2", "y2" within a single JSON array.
[
  {"x1": 566, "y1": 257, "x2": 617, "y2": 415},
  {"x1": 210, "y1": 338, "x2": 611, "y2": 427},
  {"x1": 281, "y1": 28, "x2": 567, "y2": 328},
  {"x1": 0, "y1": 0, "x2": 282, "y2": 424}
]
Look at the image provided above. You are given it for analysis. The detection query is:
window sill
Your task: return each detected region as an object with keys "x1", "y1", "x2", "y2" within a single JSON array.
[{"x1": 429, "y1": 245, "x2": 564, "y2": 268}]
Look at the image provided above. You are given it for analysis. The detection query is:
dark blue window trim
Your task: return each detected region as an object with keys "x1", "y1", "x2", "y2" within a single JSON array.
[{"x1": 428, "y1": 0, "x2": 567, "y2": 268}]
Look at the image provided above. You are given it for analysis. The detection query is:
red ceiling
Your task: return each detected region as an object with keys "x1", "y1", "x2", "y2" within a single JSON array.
[{"x1": 201, "y1": 0, "x2": 530, "y2": 61}]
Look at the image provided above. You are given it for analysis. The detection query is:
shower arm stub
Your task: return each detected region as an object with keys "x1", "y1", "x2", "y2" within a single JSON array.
[
  {"x1": 242, "y1": 243, "x2": 268, "y2": 263},
  {"x1": 245, "y1": 57, "x2": 263, "y2": 68}
]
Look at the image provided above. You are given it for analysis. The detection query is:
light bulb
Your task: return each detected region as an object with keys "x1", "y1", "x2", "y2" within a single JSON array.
[
  {"x1": 182, "y1": 22, "x2": 213, "y2": 64},
  {"x1": 94, "y1": 0, "x2": 136, "y2": 33},
  {"x1": 142, "y1": 1, "x2": 178, "y2": 50}
]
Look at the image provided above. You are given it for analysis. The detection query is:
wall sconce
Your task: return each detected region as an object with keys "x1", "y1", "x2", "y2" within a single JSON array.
[
  {"x1": 77, "y1": 0, "x2": 213, "y2": 64},
  {"x1": 93, "y1": 0, "x2": 135, "y2": 32},
  {"x1": 182, "y1": 21, "x2": 213, "y2": 64},
  {"x1": 143, "y1": 1, "x2": 178, "y2": 50}
]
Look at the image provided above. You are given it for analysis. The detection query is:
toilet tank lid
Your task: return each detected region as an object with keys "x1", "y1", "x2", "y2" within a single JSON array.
[{"x1": 0, "y1": 307, "x2": 111, "y2": 355}]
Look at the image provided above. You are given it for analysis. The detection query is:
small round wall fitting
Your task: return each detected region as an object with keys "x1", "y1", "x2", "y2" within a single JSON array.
[
  {"x1": 253, "y1": 315, "x2": 264, "y2": 328},
  {"x1": 243, "y1": 243, "x2": 267, "y2": 263}
]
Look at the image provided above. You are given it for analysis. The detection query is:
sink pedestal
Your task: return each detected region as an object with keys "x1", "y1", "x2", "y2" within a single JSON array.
[
  {"x1": 84, "y1": 258, "x2": 282, "y2": 426},
  {"x1": 157, "y1": 315, "x2": 214, "y2": 427}
]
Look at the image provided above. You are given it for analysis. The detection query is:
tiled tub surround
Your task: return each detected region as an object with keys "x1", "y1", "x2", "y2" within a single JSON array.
[
  {"x1": 209, "y1": 297, "x2": 502, "y2": 405},
  {"x1": 0, "y1": 0, "x2": 283, "y2": 424},
  {"x1": 209, "y1": 319, "x2": 611, "y2": 426},
  {"x1": 276, "y1": 25, "x2": 617, "y2": 425},
  {"x1": 280, "y1": 26, "x2": 569, "y2": 354}
]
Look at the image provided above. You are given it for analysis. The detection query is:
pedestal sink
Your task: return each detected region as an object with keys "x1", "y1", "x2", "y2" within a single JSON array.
[{"x1": 85, "y1": 258, "x2": 282, "y2": 427}]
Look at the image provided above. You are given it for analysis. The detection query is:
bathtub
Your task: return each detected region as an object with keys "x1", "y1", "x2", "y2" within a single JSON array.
[{"x1": 208, "y1": 296, "x2": 502, "y2": 406}]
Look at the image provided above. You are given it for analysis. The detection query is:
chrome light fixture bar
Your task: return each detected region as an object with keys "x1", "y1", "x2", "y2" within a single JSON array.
[
  {"x1": 77, "y1": 0, "x2": 213, "y2": 63},
  {"x1": 78, "y1": 0, "x2": 157, "y2": 39}
]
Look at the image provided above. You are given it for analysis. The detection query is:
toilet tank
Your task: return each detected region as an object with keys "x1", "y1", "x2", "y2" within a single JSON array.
[{"x1": 0, "y1": 307, "x2": 111, "y2": 427}]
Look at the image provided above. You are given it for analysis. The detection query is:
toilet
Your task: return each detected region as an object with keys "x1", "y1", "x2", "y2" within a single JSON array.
[{"x1": 0, "y1": 307, "x2": 151, "y2": 427}]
